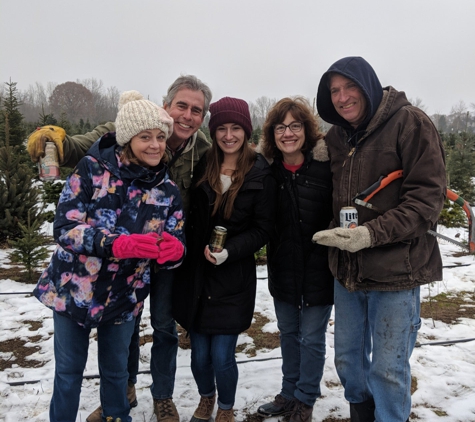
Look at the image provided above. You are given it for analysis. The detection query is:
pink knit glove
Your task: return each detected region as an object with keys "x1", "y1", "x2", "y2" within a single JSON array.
[
  {"x1": 157, "y1": 232, "x2": 184, "y2": 264},
  {"x1": 112, "y1": 233, "x2": 160, "y2": 259}
]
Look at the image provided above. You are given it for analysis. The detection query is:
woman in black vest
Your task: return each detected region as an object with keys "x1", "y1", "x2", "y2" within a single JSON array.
[{"x1": 257, "y1": 97, "x2": 334, "y2": 422}]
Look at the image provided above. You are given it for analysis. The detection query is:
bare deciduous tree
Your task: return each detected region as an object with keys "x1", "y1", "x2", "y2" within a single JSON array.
[
  {"x1": 409, "y1": 97, "x2": 427, "y2": 113},
  {"x1": 249, "y1": 96, "x2": 276, "y2": 128},
  {"x1": 18, "y1": 82, "x2": 57, "y2": 122},
  {"x1": 49, "y1": 81, "x2": 94, "y2": 123},
  {"x1": 77, "y1": 78, "x2": 119, "y2": 123},
  {"x1": 449, "y1": 101, "x2": 470, "y2": 132}
]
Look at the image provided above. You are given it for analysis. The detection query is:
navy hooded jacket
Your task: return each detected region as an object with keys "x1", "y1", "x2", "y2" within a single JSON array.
[{"x1": 317, "y1": 56, "x2": 383, "y2": 131}]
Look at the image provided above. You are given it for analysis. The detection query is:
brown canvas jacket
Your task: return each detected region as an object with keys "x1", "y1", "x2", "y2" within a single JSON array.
[{"x1": 326, "y1": 87, "x2": 446, "y2": 291}]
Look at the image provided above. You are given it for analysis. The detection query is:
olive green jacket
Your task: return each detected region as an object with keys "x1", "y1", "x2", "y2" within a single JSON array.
[{"x1": 61, "y1": 122, "x2": 211, "y2": 213}]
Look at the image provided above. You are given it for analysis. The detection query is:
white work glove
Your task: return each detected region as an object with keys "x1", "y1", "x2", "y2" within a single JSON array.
[
  {"x1": 312, "y1": 226, "x2": 372, "y2": 253},
  {"x1": 210, "y1": 249, "x2": 229, "y2": 265}
]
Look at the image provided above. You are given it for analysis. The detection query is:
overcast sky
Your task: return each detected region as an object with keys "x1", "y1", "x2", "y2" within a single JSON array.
[{"x1": 1, "y1": 0, "x2": 474, "y2": 116}]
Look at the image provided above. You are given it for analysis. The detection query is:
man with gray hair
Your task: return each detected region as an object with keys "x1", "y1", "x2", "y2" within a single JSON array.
[{"x1": 27, "y1": 75, "x2": 213, "y2": 422}]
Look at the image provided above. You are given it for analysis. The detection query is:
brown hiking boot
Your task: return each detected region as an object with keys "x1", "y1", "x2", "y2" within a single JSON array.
[
  {"x1": 193, "y1": 395, "x2": 216, "y2": 420},
  {"x1": 257, "y1": 394, "x2": 295, "y2": 418},
  {"x1": 153, "y1": 398, "x2": 180, "y2": 422},
  {"x1": 86, "y1": 381, "x2": 137, "y2": 422},
  {"x1": 215, "y1": 408, "x2": 234, "y2": 422},
  {"x1": 289, "y1": 400, "x2": 313, "y2": 422},
  {"x1": 126, "y1": 381, "x2": 138, "y2": 407},
  {"x1": 86, "y1": 406, "x2": 103, "y2": 422}
]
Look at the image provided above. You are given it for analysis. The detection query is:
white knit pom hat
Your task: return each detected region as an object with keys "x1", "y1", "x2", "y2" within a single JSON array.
[{"x1": 115, "y1": 90, "x2": 174, "y2": 146}]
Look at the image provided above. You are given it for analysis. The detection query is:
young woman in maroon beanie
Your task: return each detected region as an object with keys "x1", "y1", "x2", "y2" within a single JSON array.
[{"x1": 173, "y1": 97, "x2": 277, "y2": 422}]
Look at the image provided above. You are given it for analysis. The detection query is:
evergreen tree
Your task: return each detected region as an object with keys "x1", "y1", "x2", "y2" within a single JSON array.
[
  {"x1": 251, "y1": 126, "x2": 262, "y2": 145},
  {"x1": 442, "y1": 131, "x2": 475, "y2": 203},
  {"x1": 8, "y1": 211, "x2": 51, "y2": 283},
  {"x1": 0, "y1": 108, "x2": 44, "y2": 242},
  {"x1": 437, "y1": 131, "x2": 475, "y2": 228},
  {"x1": 42, "y1": 181, "x2": 64, "y2": 222},
  {"x1": 0, "y1": 80, "x2": 27, "y2": 151},
  {"x1": 35, "y1": 106, "x2": 58, "y2": 127},
  {"x1": 438, "y1": 198, "x2": 467, "y2": 228},
  {"x1": 57, "y1": 111, "x2": 72, "y2": 133},
  {"x1": 84, "y1": 119, "x2": 92, "y2": 132}
]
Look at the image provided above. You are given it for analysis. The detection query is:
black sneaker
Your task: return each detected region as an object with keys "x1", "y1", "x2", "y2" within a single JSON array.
[{"x1": 257, "y1": 394, "x2": 295, "y2": 418}]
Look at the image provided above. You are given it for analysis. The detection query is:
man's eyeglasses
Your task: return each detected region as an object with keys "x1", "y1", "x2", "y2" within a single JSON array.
[{"x1": 273, "y1": 122, "x2": 303, "y2": 134}]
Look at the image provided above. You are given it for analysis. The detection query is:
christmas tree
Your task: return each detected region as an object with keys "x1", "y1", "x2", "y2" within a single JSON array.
[
  {"x1": 8, "y1": 211, "x2": 50, "y2": 283},
  {"x1": 0, "y1": 81, "x2": 45, "y2": 242}
]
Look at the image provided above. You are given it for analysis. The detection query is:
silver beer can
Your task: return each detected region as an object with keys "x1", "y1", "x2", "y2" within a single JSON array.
[
  {"x1": 38, "y1": 142, "x2": 60, "y2": 181},
  {"x1": 340, "y1": 206, "x2": 358, "y2": 229}
]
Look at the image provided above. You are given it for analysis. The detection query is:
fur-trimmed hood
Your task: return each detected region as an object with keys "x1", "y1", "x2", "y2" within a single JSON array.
[{"x1": 256, "y1": 137, "x2": 329, "y2": 165}]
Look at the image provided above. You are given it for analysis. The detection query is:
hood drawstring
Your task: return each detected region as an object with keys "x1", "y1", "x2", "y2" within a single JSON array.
[{"x1": 191, "y1": 146, "x2": 195, "y2": 180}]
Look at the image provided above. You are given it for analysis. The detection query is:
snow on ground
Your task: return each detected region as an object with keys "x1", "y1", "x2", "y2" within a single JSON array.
[{"x1": 1, "y1": 227, "x2": 475, "y2": 421}]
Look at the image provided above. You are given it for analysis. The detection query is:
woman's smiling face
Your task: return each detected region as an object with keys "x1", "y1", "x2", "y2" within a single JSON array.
[
  {"x1": 215, "y1": 123, "x2": 246, "y2": 158},
  {"x1": 130, "y1": 128, "x2": 167, "y2": 168},
  {"x1": 274, "y1": 111, "x2": 306, "y2": 159}
]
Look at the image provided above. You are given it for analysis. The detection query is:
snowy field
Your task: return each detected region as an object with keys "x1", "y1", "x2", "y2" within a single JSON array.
[{"x1": 1, "y1": 226, "x2": 475, "y2": 422}]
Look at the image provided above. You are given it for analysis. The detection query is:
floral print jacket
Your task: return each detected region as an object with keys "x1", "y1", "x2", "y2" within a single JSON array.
[{"x1": 34, "y1": 133, "x2": 185, "y2": 328}]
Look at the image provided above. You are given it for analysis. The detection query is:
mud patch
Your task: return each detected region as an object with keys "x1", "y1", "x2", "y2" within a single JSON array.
[
  {"x1": 421, "y1": 290, "x2": 475, "y2": 324},
  {"x1": 0, "y1": 337, "x2": 45, "y2": 370}
]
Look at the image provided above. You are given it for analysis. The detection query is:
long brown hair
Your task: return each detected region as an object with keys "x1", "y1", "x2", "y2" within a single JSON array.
[
  {"x1": 261, "y1": 96, "x2": 324, "y2": 160},
  {"x1": 198, "y1": 134, "x2": 256, "y2": 220}
]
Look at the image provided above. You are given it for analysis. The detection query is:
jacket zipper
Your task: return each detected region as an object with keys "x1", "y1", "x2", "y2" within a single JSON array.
[
  {"x1": 290, "y1": 171, "x2": 303, "y2": 307},
  {"x1": 342, "y1": 146, "x2": 356, "y2": 168},
  {"x1": 344, "y1": 134, "x2": 363, "y2": 291}
]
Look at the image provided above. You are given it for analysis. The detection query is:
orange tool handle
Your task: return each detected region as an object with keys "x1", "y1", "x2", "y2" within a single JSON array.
[{"x1": 355, "y1": 170, "x2": 404, "y2": 203}]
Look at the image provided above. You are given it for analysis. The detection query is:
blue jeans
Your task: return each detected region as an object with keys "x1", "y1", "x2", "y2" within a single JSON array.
[
  {"x1": 274, "y1": 298, "x2": 332, "y2": 407},
  {"x1": 50, "y1": 312, "x2": 135, "y2": 422},
  {"x1": 189, "y1": 331, "x2": 239, "y2": 410},
  {"x1": 128, "y1": 269, "x2": 178, "y2": 399},
  {"x1": 334, "y1": 280, "x2": 421, "y2": 422}
]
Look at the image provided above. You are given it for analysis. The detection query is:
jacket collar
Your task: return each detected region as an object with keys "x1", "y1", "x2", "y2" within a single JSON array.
[
  {"x1": 359, "y1": 87, "x2": 411, "y2": 140},
  {"x1": 87, "y1": 132, "x2": 168, "y2": 186}
]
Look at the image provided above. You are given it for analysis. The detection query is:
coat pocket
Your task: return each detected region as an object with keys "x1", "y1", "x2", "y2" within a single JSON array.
[
  {"x1": 357, "y1": 241, "x2": 412, "y2": 283},
  {"x1": 199, "y1": 288, "x2": 256, "y2": 333}
]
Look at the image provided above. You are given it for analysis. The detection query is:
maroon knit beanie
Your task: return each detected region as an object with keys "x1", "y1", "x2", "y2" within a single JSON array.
[{"x1": 208, "y1": 97, "x2": 253, "y2": 140}]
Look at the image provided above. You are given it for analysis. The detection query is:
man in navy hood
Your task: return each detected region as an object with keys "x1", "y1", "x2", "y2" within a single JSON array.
[
  {"x1": 317, "y1": 56, "x2": 383, "y2": 131},
  {"x1": 313, "y1": 57, "x2": 446, "y2": 422}
]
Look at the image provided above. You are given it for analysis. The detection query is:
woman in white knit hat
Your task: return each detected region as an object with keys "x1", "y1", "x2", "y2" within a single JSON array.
[{"x1": 33, "y1": 91, "x2": 186, "y2": 422}]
